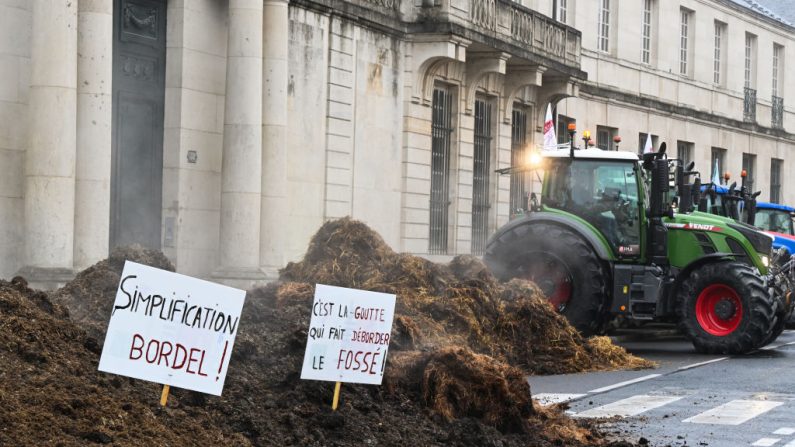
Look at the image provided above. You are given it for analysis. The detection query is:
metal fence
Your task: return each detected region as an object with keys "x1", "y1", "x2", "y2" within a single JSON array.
[
  {"x1": 772, "y1": 95, "x2": 784, "y2": 129},
  {"x1": 744, "y1": 87, "x2": 757, "y2": 123}
]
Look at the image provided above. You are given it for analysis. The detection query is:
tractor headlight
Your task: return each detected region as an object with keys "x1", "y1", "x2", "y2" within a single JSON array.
[{"x1": 762, "y1": 255, "x2": 770, "y2": 268}]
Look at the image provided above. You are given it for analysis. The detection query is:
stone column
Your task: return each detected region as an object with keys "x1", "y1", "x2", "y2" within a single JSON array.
[
  {"x1": 74, "y1": 0, "x2": 113, "y2": 270},
  {"x1": 19, "y1": 0, "x2": 79, "y2": 287},
  {"x1": 214, "y1": 0, "x2": 266, "y2": 287},
  {"x1": 260, "y1": 0, "x2": 290, "y2": 279}
]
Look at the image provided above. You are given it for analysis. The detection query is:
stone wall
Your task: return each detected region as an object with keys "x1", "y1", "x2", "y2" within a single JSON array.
[{"x1": 0, "y1": 0, "x2": 29, "y2": 279}]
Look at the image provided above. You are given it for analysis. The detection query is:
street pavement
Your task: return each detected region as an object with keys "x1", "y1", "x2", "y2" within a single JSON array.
[{"x1": 528, "y1": 330, "x2": 795, "y2": 447}]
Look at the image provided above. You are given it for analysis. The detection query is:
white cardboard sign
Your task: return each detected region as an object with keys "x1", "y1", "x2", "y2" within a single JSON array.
[
  {"x1": 98, "y1": 261, "x2": 246, "y2": 396},
  {"x1": 300, "y1": 284, "x2": 396, "y2": 385}
]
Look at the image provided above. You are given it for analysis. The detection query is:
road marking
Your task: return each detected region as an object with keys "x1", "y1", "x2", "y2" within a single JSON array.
[
  {"x1": 774, "y1": 428, "x2": 795, "y2": 435},
  {"x1": 575, "y1": 394, "x2": 683, "y2": 419},
  {"x1": 762, "y1": 340, "x2": 795, "y2": 350},
  {"x1": 588, "y1": 374, "x2": 661, "y2": 393},
  {"x1": 676, "y1": 357, "x2": 728, "y2": 371},
  {"x1": 683, "y1": 400, "x2": 783, "y2": 425},
  {"x1": 752, "y1": 438, "x2": 780, "y2": 446},
  {"x1": 783, "y1": 440, "x2": 795, "y2": 447},
  {"x1": 533, "y1": 393, "x2": 586, "y2": 406}
]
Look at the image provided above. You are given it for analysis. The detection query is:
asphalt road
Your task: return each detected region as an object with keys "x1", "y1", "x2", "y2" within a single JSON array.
[{"x1": 529, "y1": 329, "x2": 795, "y2": 447}]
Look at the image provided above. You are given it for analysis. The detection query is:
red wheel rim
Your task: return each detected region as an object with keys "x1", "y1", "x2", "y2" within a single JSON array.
[
  {"x1": 695, "y1": 284, "x2": 743, "y2": 336},
  {"x1": 520, "y1": 256, "x2": 573, "y2": 312}
]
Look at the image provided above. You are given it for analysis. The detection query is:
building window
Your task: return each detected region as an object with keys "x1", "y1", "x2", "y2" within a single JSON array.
[
  {"x1": 472, "y1": 97, "x2": 493, "y2": 255},
  {"x1": 742, "y1": 153, "x2": 756, "y2": 192},
  {"x1": 641, "y1": 0, "x2": 652, "y2": 64},
  {"x1": 677, "y1": 141, "x2": 694, "y2": 167},
  {"x1": 510, "y1": 107, "x2": 528, "y2": 216},
  {"x1": 714, "y1": 21, "x2": 726, "y2": 85},
  {"x1": 557, "y1": 0, "x2": 568, "y2": 25},
  {"x1": 679, "y1": 8, "x2": 691, "y2": 76},
  {"x1": 711, "y1": 148, "x2": 727, "y2": 184},
  {"x1": 598, "y1": 0, "x2": 610, "y2": 53},
  {"x1": 430, "y1": 86, "x2": 453, "y2": 255},
  {"x1": 773, "y1": 44, "x2": 784, "y2": 97},
  {"x1": 557, "y1": 114, "x2": 575, "y2": 145},
  {"x1": 597, "y1": 125, "x2": 618, "y2": 151},
  {"x1": 773, "y1": 44, "x2": 784, "y2": 128},
  {"x1": 638, "y1": 133, "x2": 658, "y2": 154},
  {"x1": 744, "y1": 33, "x2": 757, "y2": 123},
  {"x1": 745, "y1": 33, "x2": 756, "y2": 89},
  {"x1": 771, "y1": 159, "x2": 783, "y2": 203}
]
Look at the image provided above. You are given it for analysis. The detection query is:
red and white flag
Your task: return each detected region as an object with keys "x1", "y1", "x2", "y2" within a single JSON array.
[
  {"x1": 643, "y1": 133, "x2": 654, "y2": 154},
  {"x1": 543, "y1": 104, "x2": 556, "y2": 149}
]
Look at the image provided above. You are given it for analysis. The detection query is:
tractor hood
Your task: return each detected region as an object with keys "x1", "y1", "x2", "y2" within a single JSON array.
[{"x1": 667, "y1": 211, "x2": 773, "y2": 273}]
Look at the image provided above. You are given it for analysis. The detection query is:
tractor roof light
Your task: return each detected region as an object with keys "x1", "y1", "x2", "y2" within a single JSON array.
[
  {"x1": 741, "y1": 169, "x2": 748, "y2": 178},
  {"x1": 724, "y1": 172, "x2": 731, "y2": 182},
  {"x1": 567, "y1": 123, "x2": 577, "y2": 132}
]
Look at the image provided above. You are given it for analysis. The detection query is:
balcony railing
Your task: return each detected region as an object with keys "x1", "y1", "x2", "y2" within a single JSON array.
[
  {"x1": 744, "y1": 87, "x2": 757, "y2": 123},
  {"x1": 418, "y1": 0, "x2": 581, "y2": 67},
  {"x1": 339, "y1": 0, "x2": 581, "y2": 69},
  {"x1": 772, "y1": 95, "x2": 784, "y2": 129}
]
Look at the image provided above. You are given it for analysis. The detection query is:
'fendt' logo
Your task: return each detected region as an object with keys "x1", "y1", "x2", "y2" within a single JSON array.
[{"x1": 665, "y1": 223, "x2": 723, "y2": 232}]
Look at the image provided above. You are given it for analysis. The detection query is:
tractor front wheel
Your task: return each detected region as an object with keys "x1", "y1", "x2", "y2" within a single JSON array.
[{"x1": 677, "y1": 262, "x2": 774, "y2": 354}]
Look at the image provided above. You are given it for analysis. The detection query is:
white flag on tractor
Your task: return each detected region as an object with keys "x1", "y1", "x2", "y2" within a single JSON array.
[
  {"x1": 543, "y1": 104, "x2": 556, "y2": 149},
  {"x1": 712, "y1": 156, "x2": 721, "y2": 185},
  {"x1": 643, "y1": 133, "x2": 654, "y2": 154}
]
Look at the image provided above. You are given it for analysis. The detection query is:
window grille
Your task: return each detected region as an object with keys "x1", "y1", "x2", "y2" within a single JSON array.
[
  {"x1": 772, "y1": 95, "x2": 784, "y2": 129},
  {"x1": 771, "y1": 159, "x2": 783, "y2": 204},
  {"x1": 510, "y1": 108, "x2": 527, "y2": 216},
  {"x1": 472, "y1": 98, "x2": 492, "y2": 255},
  {"x1": 430, "y1": 87, "x2": 453, "y2": 254},
  {"x1": 744, "y1": 87, "x2": 757, "y2": 123},
  {"x1": 742, "y1": 153, "x2": 756, "y2": 192}
]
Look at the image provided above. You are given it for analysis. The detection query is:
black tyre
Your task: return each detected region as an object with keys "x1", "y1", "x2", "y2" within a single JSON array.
[
  {"x1": 760, "y1": 284, "x2": 788, "y2": 346},
  {"x1": 484, "y1": 222, "x2": 607, "y2": 336},
  {"x1": 677, "y1": 262, "x2": 775, "y2": 354}
]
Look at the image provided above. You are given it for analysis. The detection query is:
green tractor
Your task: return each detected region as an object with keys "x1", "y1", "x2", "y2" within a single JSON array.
[{"x1": 485, "y1": 140, "x2": 790, "y2": 354}]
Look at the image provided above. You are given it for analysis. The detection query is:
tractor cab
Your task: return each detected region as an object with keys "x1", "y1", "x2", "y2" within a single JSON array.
[
  {"x1": 540, "y1": 149, "x2": 643, "y2": 257},
  {"x1": 755, "y1": 203, "x2": 795, "y2": 236}
]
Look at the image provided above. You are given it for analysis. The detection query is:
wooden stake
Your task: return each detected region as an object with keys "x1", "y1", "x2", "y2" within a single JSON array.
[
  {"x1": 332, "y1": 382, "x2": 341, "y2": 411},
  {"x1": 160, "y1": 385, "x2": 170, "y2": 407}
]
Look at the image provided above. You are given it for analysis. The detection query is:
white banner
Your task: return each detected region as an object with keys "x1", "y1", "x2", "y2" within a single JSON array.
[
  {"x1": 301, "y1": 284, "x2": 396, "y2": 385},
  {"x1": 98, "y1": 261, "x2": 246, "y2": 396},
  {"x1": 543, "y1": 103, "x2": 557, "y2": 149}
]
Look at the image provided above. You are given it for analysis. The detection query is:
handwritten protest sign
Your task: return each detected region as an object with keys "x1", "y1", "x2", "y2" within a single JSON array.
[
  {"x1": 98, "y1": 261, "x2": 246, "y2": 396},
  {"x1": 301, "y1": 284, "x2": 396, "y2": 385}
]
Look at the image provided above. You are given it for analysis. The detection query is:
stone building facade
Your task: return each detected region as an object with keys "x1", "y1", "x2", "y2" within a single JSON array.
[
  {"x1": 0, "y1": 0, "x2": 792, "y2": 287},
  {"x1": 553, "y1": 0, "x2": 795, "y2": 205}
]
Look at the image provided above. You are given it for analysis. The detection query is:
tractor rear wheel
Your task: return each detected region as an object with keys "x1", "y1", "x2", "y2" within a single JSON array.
[
  {"x1": 677, "y1": 262, "x2": 774, "y2": 354},
  {"x1": 484, "y1": 222, "x2": 607, "y2": 336}
]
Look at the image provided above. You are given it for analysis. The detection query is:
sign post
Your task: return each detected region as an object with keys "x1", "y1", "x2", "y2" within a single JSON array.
[
  {"x1": 301, "y1": 284, "x2": 396, "y2": 410},
  {"x1": 98, "y1": 261, "x2": 246, "y2": 401}
]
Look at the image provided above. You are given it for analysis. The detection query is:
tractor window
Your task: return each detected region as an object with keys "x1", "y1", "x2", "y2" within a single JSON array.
[
  {"x1": 543, "y1": 160, "x2": 641, "y2": 255},
  {"x1": 756, "y1": 209, "x2": 794, "y2": 235}
]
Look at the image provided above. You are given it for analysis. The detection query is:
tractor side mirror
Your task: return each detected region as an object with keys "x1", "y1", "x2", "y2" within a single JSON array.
[
  {"x1": 685, "y1": 161, "x2": 695, "y2": 172},
  {"x1": 658, "y1": 142, "x2": 667, "y2": 155},
  {"x1": 753, "y1": 191, "x2": 761, "y2": 198}
]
